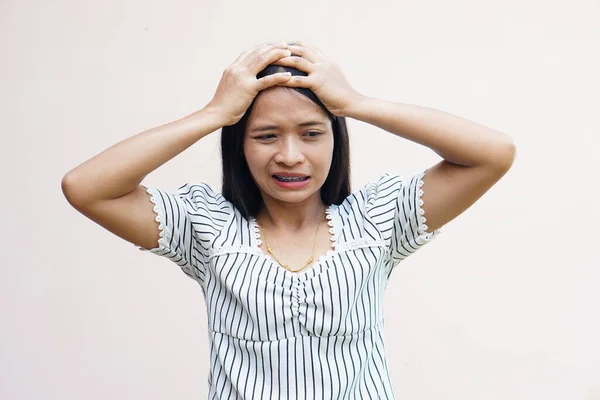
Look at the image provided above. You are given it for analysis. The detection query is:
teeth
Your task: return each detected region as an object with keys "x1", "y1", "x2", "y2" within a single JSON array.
[{"x1": 275, "y1": 175, "x2": 307, "y2": 182}]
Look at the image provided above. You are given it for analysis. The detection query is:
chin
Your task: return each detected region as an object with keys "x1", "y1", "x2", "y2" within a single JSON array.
[
  {"x1": 265, "y1": 184, "x2": 323, "y2": 204},
  {"x1": 269, "y1": 191, "x2": 318, "y2": 204}
]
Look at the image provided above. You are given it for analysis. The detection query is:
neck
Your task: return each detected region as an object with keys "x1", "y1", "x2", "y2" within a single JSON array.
[{"x1": 257, "y1": 194, "x2": 326, "y2": 231}]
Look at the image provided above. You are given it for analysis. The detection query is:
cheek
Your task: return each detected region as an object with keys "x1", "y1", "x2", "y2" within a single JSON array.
[
  {"x1": 243, "y1": 143, "x2": 266, "y2": 175},
  {"x1": 319, "y1": 139, "x2": 335, "y2": 170},
  {"x1": 244, "y1": 152, "x2": 257, "y2": 173}
]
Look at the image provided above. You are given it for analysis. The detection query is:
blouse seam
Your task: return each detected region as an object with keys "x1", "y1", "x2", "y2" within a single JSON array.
[
  {"x1": 207, "y1": 240, "x2": 386, "y2": 259},
  {"x1": 208, "y1": 319, "x2": 385, "y2": 343},
  {"x1": 406, "y1": 169, "x2": 442, "y2": 241},
  {"x1": 138, "y1": 186, "x2": 169, "y2": 252}
]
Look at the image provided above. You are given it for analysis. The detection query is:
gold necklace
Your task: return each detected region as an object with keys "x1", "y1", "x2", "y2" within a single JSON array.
[{"x1": 259, "y1": 208, "x2": 326, "y2": 273}]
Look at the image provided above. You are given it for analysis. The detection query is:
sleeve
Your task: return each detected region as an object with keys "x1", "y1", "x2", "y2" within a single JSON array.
[
  {"x1": 137, "y1": 182, "x2": 231, "y2": 283},
  {"x1": 365, "y1": 170, "x2": 442, "y2": 273}
]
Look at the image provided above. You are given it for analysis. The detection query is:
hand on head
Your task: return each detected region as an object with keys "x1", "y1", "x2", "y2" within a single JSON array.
[
  {"x1": 206, "y1": 41, "x2": 362, "y2": 126},
  {"x1": 273, "y1": 41, "x2": 361, "y2": 117},
  {"x1": 206, "y1": 43, "x2": 294, "y2": 126}
]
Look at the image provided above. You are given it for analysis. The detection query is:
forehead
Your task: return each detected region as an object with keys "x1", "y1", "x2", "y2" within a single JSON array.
[{"x1": 247, "y1": 87, "x2": 330, "y2": 128}]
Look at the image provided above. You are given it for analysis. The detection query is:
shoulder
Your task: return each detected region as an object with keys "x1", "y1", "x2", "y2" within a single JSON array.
[
  {"x1": 365, "y1": 173, "x2": 404, "y2": 199},
  {"x1": 159, "y1": 182, "x2": 235, "y2": 220},
  {"x1": 339, "y1": 173, "x2": 404, "y2": 209},
  {"x1": 332, "y1": 173, "x2": 403, "y2": 218},
  {"x1": 175, "y1": 182, "x2": 227, "y2": 204}
]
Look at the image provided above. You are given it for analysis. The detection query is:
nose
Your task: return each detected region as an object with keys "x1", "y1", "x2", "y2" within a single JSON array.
[{"x1": 274, "y1": 136, "x2": 305, "y2": 166}]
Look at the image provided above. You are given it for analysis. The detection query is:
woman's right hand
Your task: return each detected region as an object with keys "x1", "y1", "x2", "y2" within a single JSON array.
[{"x1": 206, "y1": 43, "x2": 293, "y2": 126}]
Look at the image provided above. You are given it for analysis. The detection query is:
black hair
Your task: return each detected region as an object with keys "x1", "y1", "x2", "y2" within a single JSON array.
[{"x1": 220, "y1": 63, "x2": 351, "y2": 219}]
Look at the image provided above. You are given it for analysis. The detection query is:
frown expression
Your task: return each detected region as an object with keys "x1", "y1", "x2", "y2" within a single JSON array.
[{"x1": 243, "y1": 87, "x2": 334, "y2": 206}]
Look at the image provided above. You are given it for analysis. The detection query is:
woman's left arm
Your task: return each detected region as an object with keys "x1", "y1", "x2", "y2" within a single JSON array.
[{"x1": 343, "y1": 96, "x2": 517, "y2": 232}]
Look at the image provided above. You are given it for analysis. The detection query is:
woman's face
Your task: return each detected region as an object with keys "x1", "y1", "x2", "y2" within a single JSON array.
[{"x1": 243, "y1": 87, "x2": 334, "y2": 207}]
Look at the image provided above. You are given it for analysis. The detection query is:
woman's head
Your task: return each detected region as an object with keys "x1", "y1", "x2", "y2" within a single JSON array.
[{"x1": 221, "y1": 63, "x2": 350, "y2": 219}]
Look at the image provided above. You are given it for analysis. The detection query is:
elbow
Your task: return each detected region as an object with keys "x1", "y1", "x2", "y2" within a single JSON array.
[
  {"x1": 61, "y1": 173, "x2": 74, "y2": 199},
  {"x1": 61, "y1": 172, "x2": 86, "y2": 207},
  {"x1": 61, "y1": 173, "x2": 77, "y2": 205},
  {"x1": 490, "y1": 139, "x2": 517, "y2": 172}
]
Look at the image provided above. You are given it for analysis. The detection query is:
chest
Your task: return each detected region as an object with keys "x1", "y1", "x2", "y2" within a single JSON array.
[{"x1": 205, "y1": 243, "x2": 389, "y2": 341}]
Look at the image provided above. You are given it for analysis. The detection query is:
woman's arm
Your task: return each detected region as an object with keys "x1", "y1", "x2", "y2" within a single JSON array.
[
  {"x1": 61, "y1": 108, "x2": 224, "y2": 205},
  {"x1": 60, "y1": 108, "x2": 227, "y2": 251},
  {"x1": 343, "y1": 97, "x2": 516, "y2": 170},
  {"x1": 342, "y1": 97, "x2": 516, "y2": 232}
]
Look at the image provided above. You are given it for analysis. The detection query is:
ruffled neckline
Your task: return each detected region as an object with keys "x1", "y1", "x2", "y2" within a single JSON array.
[{"x1": 248, "y1": 205, "x2": 338, "y2": 275}]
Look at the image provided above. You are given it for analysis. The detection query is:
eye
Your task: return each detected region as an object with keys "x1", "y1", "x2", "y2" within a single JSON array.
[
  {"x1": 304, "y1": 131, "x2": 322, "y2": 138},
  {"x1": 255, "y1": 134, "x2": 277, "y2": 141}
]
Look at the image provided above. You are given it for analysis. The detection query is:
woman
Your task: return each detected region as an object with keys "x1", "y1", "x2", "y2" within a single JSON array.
[{"x1": 62, "y1": 41, "x2": 516, "y2": 399}]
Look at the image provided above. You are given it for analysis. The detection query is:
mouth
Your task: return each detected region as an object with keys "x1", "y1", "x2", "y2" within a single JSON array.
[{"x1": 272, "y1": 174, "x2": 310, "y2": 182}]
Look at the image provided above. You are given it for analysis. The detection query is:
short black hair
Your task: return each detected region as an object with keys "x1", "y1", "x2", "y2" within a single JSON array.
[{"x1": 220, "y1": 63, "x2": 351, "y2": 219}]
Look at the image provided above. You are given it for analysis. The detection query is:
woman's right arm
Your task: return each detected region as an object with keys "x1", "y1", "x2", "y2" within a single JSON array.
[
  {"x1": 61, "y1": 43, "x2": 293, "y2": 250},
  {"x1": 61, "y1": 108, "x2": 227, "y2": 250}
]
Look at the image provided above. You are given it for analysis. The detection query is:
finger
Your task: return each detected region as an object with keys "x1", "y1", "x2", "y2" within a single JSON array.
[
  {"x1": 272, "y1": 55, "x2": 314, "y2": 73},
  {"x1": 261, "y1": 41, "x2": 289, "y2": 50},
  {"x1": 286, "y1": 40, "x2": 312, "y2": 49},
  {"x1": 288, "y1": 42, "x2": 329, "y2": 61},
  {"x1": 256, "y1": 72, "x2": 293, "y2": 91},
  {"x1": 290, "y1": 41, "x2": 324, "y2": 52},
  {"x1": 244, "y1": 43, "x2": 288, "y2": 63},
  {"x1": 235, "y1": 42, "x2": 288, "y2": 66},
  {"x1": 233, "y1": 43, "x2": 266, "y2": 64},
  {"x1": 248, "y1": 47, "x2": 292, "y2": 73},
  {"x1": 305, "y1": 44, "x2": 329, "y2": 61},
  {"x1": 285, "y1": 44, "x2": 325, "y2": 63},
  {"x1": 275, "y1": 75, "x2": 311, "y2": 89},
  {"x1": 239, "y1": 44, "x2": 287, "y2": 68}
]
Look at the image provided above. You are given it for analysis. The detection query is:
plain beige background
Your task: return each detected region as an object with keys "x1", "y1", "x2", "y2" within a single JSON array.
[{"x1": 2, "y1": 0, "x2": 599, "y2": 399}]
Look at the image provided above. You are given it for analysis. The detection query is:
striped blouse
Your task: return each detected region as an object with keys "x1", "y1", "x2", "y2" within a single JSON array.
[{"x1": 138, "y1": 171, "x2": 441, "y2": 399}]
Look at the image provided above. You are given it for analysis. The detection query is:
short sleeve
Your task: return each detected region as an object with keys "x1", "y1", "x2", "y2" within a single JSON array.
[
  {"x1": 365, "y1": 170, "x2": 442, "y2": 273},
  {"x1": 137, "y1": 183, "x2": 232, "y2": 283}
]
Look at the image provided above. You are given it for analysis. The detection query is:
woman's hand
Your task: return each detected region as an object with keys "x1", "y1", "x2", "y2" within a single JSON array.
[
  {"x1": 206, "y1": 43, "x2": 294, "y2": 126},
  {"x1": 273, "y1": 42, "x2": 362, "y2": 117}
]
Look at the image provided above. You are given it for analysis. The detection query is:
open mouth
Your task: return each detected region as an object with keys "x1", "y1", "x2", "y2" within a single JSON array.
[{"x1": 272, "y1": 174, "x2": 310, "y2": 182}]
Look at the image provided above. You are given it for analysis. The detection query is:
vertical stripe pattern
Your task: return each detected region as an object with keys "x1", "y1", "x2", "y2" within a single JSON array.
[{"x1": 138, "y1": 171, "x2": 441, "y2": 399}]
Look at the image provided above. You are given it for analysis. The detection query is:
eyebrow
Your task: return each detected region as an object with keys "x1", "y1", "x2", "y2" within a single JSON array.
[{"x1": 249, "y1": 121, "x2": 327, "y2": 133}]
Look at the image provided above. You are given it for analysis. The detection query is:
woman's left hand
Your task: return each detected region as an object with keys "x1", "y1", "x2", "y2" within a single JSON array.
[{"x1": 273, "y1": 42, "x2": 362, "y2": 117}]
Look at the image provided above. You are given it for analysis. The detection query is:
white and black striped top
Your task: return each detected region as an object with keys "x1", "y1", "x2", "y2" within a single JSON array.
[{"x1": 138, "y1": 171, "x2": 441, "y2": 399}]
